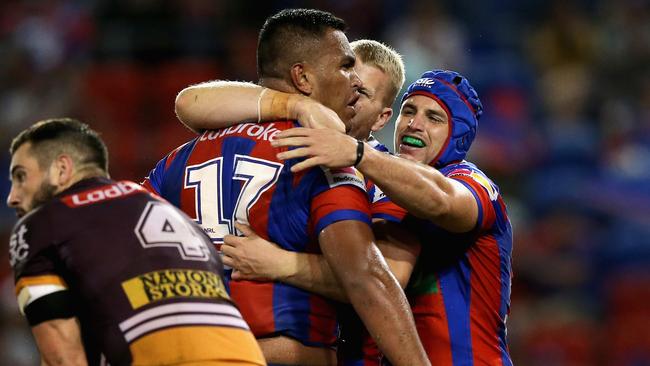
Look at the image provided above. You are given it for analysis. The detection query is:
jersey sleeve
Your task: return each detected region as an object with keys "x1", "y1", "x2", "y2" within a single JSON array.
[
  {"x1": 309, "y1": 167, "x2": 372, "y2": 235},
  {"x1": 367, "y1": 180, "x2": 407, "y2": 223},
  {"x1": 9, "y1": 212, "x2": 73, "y2": 324},
  {"x1": 142, "y1": 155, "x2": 168, "y2": 195},
  {"x1": 446, "y1": 167, "x2": 498, "y2": 231}
]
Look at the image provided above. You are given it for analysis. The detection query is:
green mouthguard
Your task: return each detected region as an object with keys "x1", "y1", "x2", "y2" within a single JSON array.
[{"x1": 403, "y1": 136, "x2": 425, "y2": 147}]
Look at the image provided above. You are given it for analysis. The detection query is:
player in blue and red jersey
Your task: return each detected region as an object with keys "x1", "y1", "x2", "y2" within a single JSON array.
[
  {"x1": 272, "y1": 70, "x2": 514, "y2": 366},
  {"x1": 171, "y1": 39, "x2": 421, "y2": 366},
  {"x1": 143, "y1": 9, "x2": 427, "y2": 366}
]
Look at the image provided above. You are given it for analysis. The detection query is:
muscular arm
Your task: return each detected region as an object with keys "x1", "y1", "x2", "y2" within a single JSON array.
[
  {"x1": 290, "y1": 218, "x2": 419, "y2": 286},
  {"x1": 32, "y1": 318, "x2": 87, "y2": 366},
  {"x1": 273, "y1": 128, "x2": 479, "y2": 232},
  {"x1": 358, "y1": 146, "x2": 478, "y2": 232},
  {"x1": 222, "y1": 221, "x2": 419, "y2": 301},
  {"x1": 318, "y1": 220, "x2": 428, "y2": 366},
  {"x1": 175, "y1": 81, "x2": 344, "y2": 133},
  {"x1": 280, "y1": 221, "x2": 418, "y2": 300}
]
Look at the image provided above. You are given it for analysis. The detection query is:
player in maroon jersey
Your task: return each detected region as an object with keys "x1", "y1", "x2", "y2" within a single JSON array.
[
  {"x1": 7, "y1": 118, "x2": 265, "y2": 366},
  {"x1": 143, "y1": 9, "x2": 428, "y2": 366}
]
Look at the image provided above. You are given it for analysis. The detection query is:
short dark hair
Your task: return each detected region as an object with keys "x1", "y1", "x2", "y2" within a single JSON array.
[
  {"x1": 257, "y1": 8, "x2": 347, "y2": 79},
  {"x1": 10, "y1": 118, "x2": 109, "y2": 172}
]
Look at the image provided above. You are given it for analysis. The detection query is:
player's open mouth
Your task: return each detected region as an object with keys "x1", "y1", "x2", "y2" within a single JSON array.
[
  {"x1": 347, "y1": 91, "x2": 360, "y2": 108},
  {"x1": 401, "y1": 135, "x2": 426, "y2": 148}
]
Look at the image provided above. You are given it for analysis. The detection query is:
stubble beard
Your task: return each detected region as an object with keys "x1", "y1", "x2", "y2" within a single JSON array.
[{"x1": 19, "y1": 179, "x2": 58, "y2": 217}]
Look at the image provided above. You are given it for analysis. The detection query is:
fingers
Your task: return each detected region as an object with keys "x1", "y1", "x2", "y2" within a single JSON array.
[
  {"x1": 231, "y1": 269, "x2": 242, "y2": 280},
  {"x1": 234, "y1": 222, "x2": 257, "y2": 238},
  {"x1": 223, "y1": 234, "x2": 241, "y2": 247},
  {"x1": 276, "y1": 147, "x2": 311, "y2": 161},
  {"x1": 221, "y1": 241, "x2": 236, "y2": 256},
  {"x1": 221, "y1": 253, "x2": 234, "y2": 268},
  {"x1": 271, "y1": 136, "x2": 311, "y2": 149},
  {"x1": 290, "y1": 157, "x2": 322, "y2": 173},
  {"x1": 275, "y1": 127, "x2": 310, "y2": 138}
]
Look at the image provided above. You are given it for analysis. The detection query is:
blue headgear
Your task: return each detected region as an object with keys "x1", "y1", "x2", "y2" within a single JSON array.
[{"x1": 400, "y1": 70, "x2": 483, "y2": 168}]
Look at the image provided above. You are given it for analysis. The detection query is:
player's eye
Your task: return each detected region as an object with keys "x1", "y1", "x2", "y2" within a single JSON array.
[
  {"x1": 13, "y1": 171, "x2": 25, "y2": 184},
  {"x1": 342, "y1": 58, "x2": 355, "y2": 70},
  {"x1": 401, "y1": 108, "x2": 415, "y2": 116},
  {"x1": 427, "y1": 113, "x2": 444, "y2": 123}
]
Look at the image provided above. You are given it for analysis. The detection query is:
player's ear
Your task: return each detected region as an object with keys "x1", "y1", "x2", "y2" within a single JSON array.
[
  {"x1": 50, "y1": 154, "x2": 75, "y2": 187},
  {"x1": 290, "y1": 63, "x2": 313, "y2": 95},
  {"x1": 371, "y1": 107, "x2": 393, "y2": 132}
]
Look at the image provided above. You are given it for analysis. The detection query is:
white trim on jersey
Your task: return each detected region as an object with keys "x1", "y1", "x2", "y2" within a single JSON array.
[
  {"x1": 17, "y1": 284, "x2": 67, "y2": 315},
  {"x1": 123, "y1": 313, "x2": 250, "y2": 342},
  {"x1": 119, "y1": 302, "x2": 249, "y2": 342}
]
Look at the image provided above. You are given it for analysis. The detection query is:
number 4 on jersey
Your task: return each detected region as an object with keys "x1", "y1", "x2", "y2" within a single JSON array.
[
  {"x1": 135, "y1": 201, "x2": 211, "y2": 261},
  {"x1": 184, "y1": 155, "x2": 282, "y2": 243}
]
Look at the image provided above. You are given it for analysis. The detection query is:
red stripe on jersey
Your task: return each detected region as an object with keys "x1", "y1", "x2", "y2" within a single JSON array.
[
  {"x1": 410, "y1": 287, "x2": 454, "y2": 364},
  {"x1": 308, "y1": 294, "x2": 338, "y2": 344},
  {"x1": 230, "y1": 281, "x2": 275, "y2": 336},
  {"x1": 371, "y1": 200, "x2": 407, "y2": 222},
  {"x1": 468, "y1": 234, "x2": 504, "y2": 365},
  {"x1": 452, "y1": 175, "x2": 497, "y2": 230},
  {"x1": 246, "y1": 137, "x2": 283, "y2": 241},
  {"x1": 165, "y1": 142, "x2": 189, "y2": 170},
  {"x1": 310, "y1": 185, "x2": 370, "y2": 227}
]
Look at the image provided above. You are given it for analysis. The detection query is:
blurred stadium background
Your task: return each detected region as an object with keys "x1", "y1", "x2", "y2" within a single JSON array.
[{"x1": 0, "y1": 0, "x2": 649, "y2": 364}]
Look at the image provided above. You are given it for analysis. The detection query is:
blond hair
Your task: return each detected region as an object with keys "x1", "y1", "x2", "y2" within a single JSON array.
[{"x1": 351, "y1": 39, "x2": 405, "y2": 106}]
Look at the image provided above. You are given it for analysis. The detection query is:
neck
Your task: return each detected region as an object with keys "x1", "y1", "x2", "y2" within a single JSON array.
[
  {"x1": 259, "y1": 77, "x2": 300, "y2": 94},
  {"x1": 56, "y1": 167, "x2": 108, "y2": 194}
]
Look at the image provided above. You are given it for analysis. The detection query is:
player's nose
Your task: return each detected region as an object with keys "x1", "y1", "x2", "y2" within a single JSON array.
[
  {"x1": 350, "y1": 69, "x2": 362, "y2": 89},
  {"x1": 408, "y1": 115, "x2": 425, "y2": 131},
  {"x1": 6, "y1": 185, "x2": 20, "y2": 208}
]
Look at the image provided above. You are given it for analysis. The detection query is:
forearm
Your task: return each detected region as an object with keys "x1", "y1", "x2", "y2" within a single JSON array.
[
  {"x1": 359, "y1": 146, "x2": 454, "y2": 221},
  {"x1": 320, "y1": 221, "x2": 428, "y2": 366},
  {"x1": 279, "y1": 243, "x2": 414, "y2": 302},
  {"x1": 279, "y1": 251, "x2": 348, "y2": 302},
  {"x1": 32, "y1": 318, "x2": 87, "y2": 366},
  {"x1": 175, "y1": 81, "x2": 306, "y2": 132},
  {"x1": 336, "y1": 250, "x2": 427, "y2": 366}
]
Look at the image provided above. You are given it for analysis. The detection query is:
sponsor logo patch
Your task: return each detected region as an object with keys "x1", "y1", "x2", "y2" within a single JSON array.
[
  {"x1": 121, "y1": 269, "x2": 229, "y2": 309},
  {"x1": 449, "y1": 169, "x2": 498, "y2": 201},
  {"x1": 413, "y1": 78, "x2": 435, "y2": 88},
  {"x1": 63, "y1": 181, "x2": 144, "y2": 207},
  {"x1": 323, "y1": 167, "x2": 366, "y2": 192},
  {"x1": 200, "y1": 122, "x2": 281, "y2": 142}
]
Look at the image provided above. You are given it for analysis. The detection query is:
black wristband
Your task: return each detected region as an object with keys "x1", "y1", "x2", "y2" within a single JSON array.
[{"x1": 354, "y1": 140, "x2": 364, "y2": 167}]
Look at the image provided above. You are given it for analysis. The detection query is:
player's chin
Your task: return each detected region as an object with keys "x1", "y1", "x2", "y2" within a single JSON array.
[{"x1": 397, "y1": 145, "x2": 421, "y2": 162}]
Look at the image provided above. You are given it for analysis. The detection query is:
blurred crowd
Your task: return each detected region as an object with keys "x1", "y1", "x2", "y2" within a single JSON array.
[{"x1": 0, "y1": 0, "x2": 648, "y2": 365}]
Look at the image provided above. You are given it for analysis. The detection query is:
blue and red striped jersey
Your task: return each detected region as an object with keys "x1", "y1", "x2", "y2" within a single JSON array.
[
  {"x1": 404, "y1": 160, "x2": 513, "y2": 366},
  {"x1": 143, "y1": 121, "x2": 372, "y2": 347}
]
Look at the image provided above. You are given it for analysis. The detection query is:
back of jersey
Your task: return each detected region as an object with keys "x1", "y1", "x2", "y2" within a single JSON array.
[
  {"x1": 11, "y1": 178, "x2": 265, "y2": 366},
  {"x1": 145, "y1": 121, "x2": 371, "y2": 347}
]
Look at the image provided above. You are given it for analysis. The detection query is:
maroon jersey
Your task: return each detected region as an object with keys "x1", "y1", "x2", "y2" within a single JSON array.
[{"x1": 9, "y1": 177, "x2": 264, "y2": 366}]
